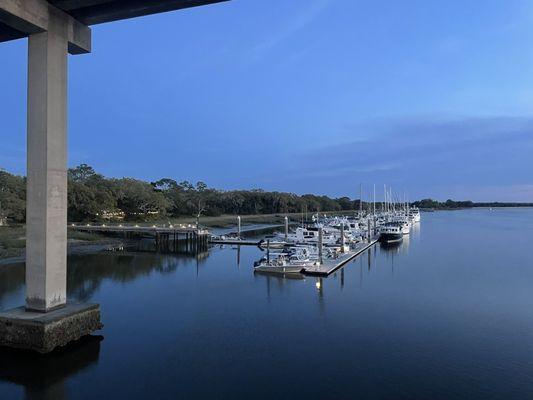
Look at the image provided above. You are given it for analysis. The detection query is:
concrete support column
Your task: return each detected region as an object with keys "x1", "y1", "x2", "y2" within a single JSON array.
[{"x1": 25, "y1": 11, "x2": 68, "y2": 312}]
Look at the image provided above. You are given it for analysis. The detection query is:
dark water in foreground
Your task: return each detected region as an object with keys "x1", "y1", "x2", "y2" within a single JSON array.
[{"x1": 1, "y1": 209, "x2": 533, "y2": 399}]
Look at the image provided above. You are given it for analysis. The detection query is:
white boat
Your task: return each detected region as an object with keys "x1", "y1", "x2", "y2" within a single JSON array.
[
  {"x1": 259, "y1": 239, "x2": 287, "y2": 249},
  {"x1": 253, "y1": 262, "x2": 306, "y2": 274},
  {"x1": 390, "y1": 215, "x2": 410, "y2": 235},
  {"x1": 253, "y1": 249, "x2": 320, "y2": 274},
  {"x1": 282, "y1": 227, "x2": 338, "y2": 245},
  {"x1": 408, "y1": 207, "x2": 421, "y2": 222}
]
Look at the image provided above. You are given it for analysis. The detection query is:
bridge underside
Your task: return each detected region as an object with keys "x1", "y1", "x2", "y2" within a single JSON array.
[
  {"x1": 0, "y1": 0, "x2": 227, "y2": 51},
  {"x1": 47, "y1": 0, "x2": 227, "y2": 25}
]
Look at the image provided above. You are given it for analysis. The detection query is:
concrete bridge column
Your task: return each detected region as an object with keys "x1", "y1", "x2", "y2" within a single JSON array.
[
  {"x1": 25, "y1": 10, "x2": 68, "y2": 312},
  {"x1": 0, "y1": 0, "x2": 224, "y2": 354}
]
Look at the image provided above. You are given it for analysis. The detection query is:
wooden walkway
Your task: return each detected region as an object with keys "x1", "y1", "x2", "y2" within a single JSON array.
[
  {"x1": 69, "y1": 224, "x2": 208, "y2": 235},
  {"x1": 302, "y1": 237, "x2": 379, "y2": 276},
  {"x1": 69, "y1": 224, "x2": 210, "y2": 253}
]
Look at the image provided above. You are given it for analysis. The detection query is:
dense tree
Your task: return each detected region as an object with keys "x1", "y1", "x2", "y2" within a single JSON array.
[
  {"x1": 412, "y1": 199, "x2": 475, "y2": 209},
  {"x1": 0, "y1": 170, "x2": 25, "y2": 221},
  {"x1": 68, "y1": 164, "x2": 97, "y2": 182},
  {"x1": 151, "y1": 178, "x2": 178, "y2": 192},
  {"x1": 112, "y1": 178, "x2": 171, "y2": 220}
]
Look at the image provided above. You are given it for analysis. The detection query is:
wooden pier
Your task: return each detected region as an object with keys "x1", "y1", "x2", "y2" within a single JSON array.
[
  {"x1": 302, "y1": 237, "x2": 379, "y2": 276},
  {"x1": 69, "y1": 224, "x2": 210, "y2": 253}
]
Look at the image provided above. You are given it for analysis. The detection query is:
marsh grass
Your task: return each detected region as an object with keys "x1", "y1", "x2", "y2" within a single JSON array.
[
  {"x1": 0, "y1": 226, "x2": 25, "y2": 258},
  {"x1": 0, "y1": 225, "x2": 106, "y2": 259}
]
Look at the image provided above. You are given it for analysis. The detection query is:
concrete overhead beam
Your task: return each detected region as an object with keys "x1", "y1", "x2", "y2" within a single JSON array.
[{"x1": 0, "y1": 0, "x2": 91, "y2": 54}]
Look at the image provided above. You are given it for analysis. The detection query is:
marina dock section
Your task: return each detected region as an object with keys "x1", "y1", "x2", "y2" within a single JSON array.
[
  {"x1": 209, "y1": 238, "x2": 261, "y2": 246},
  {"x1": 302, "y1": 237, "x2": 379, "y2": 276}
]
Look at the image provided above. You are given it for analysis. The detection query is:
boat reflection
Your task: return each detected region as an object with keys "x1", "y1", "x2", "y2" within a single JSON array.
[
  {"x1": 0, "y1": 264, "x2": 25, "y2": 307},
  {"x1": 379, "y1": 240, "x2": 403, "y2": 252},
  {"x1": 254, "y1": 270, "x2": 305, "y2": 280}
]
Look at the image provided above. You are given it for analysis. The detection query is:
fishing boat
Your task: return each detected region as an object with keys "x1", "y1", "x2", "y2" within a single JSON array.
[
  {"x1": 253, "y1": 259, "x2": 306, "y2": 274},
  {"x1": 259, "y1": 238, "x2": 288, "y2": 249},
  {"x1": 253, "y1": 248, "x2": 320, "y2": 274},
  {"x1": 391, "y1": 216, "x2": 410, "y2": 235},
  {"x1": 379, "y1": 222, "x2": 403, "y2": 243}
]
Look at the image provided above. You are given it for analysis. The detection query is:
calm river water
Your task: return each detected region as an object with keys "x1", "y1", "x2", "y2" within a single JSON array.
[{"x1": 1, "y1": 208, "x2": 533, "y2": 399}]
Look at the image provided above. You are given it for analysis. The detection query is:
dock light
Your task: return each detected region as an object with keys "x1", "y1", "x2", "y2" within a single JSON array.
[
  {"x1": 152, "y1": 225, "x2": 156, "y2": 228},
  {"x1": 102, "y1": 224, "x2": 106, "y2": 227},
  {"x1": 86, "y1": 224, "x2": 90, "y2": 227},
  {"x1": 315, "y1": 281, "x2": 321, "y2": 290},
  {"x1": 169, "y1": 225, "x2": 174, "y2": 228},
  {"x1": 135, "y1": 225, "x2": 139, "y2": 228},
  {"x1": 71, "y1": 223, "x2": 75, "y2": 227},
  {"x1": 119, "y1": 224, "x2": 123, "y2": 227}
]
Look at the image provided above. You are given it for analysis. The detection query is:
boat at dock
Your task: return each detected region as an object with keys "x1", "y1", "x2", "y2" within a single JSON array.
[
  {"x1": 281, "y1": 226, "x2": 339, "y2": 245},
  {"x1": 254, "y1": 247, "x2": 321, "y2": 274},
  {"x1": 258, "y1": 237, "x2": 288, "y2": 249},
  {"x1": 379, "y1": 222, "x2": 403, "y2": 243},
  {"x1": 397, "y1": 219, "x2": 411, "y2": 235},
  {"x1": 409, "y1": 207, "x2": 421, "y2": 222}
]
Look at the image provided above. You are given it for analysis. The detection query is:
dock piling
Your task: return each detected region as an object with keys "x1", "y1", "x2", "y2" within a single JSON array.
[{"x1": 319, "y1": 227, "x2": 323, "y2": 263}]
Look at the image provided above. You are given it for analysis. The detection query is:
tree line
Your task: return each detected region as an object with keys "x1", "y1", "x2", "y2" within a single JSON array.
[
  {"x1": 0, "y1": 164, "x2": 363, "y2": 223},
  {"x1": 411, "y1": 199, "x2": 533, "y2": 209},
  {"x1": 411, "y1": 199, "x2": 474, "y2": 209},
  {"x1": 2, "y1": 165, "x2": 531, "y2": 223}
]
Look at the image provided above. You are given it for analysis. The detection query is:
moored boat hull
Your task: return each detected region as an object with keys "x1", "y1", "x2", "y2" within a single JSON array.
[
  {"x1": 379, "y1": 233, "x2": 403, "y2": 243},
  {"x1": 254, "y1": 265, "x2": 304, "y2": 274}
]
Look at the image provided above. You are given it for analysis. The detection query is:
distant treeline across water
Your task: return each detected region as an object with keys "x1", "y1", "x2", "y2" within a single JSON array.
[
  {"x1": 1, "y1": 164, "x2": 531, "y2": 223},
  {"x1": 412, "y1": 199, "x2": 533, "y2": 210}
]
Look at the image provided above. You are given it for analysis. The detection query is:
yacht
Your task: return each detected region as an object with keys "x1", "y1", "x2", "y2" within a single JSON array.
[
  {"x1": 408, "y1": 207, "x2": 421, "y2": 223},
  {"x1": 283, "y1": 226, "x2": 338, "y2": 245}
]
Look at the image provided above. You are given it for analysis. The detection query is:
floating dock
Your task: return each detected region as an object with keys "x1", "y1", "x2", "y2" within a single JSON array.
[{"x1": 302, "y1": 237, "x2": 379, "y2": 276}]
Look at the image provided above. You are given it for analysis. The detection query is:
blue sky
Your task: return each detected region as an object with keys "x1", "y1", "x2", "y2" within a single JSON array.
[{"x1": 2, "y1": 0, "x2": 533, "y2": 201}]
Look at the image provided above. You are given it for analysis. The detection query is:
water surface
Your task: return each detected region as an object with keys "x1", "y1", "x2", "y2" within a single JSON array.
[{"x1": 1, "y1": 208, "x2": 533, "y2": 399}]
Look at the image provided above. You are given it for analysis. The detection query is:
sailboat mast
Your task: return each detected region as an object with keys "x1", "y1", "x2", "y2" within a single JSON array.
[
  {"x1": 384, "y1": 184, "x2": 387, "y2": 214},
  {"x1": 359, "y1": 183, "x2": 363, "y2": 218},
  {"x1": 373, "y1": 184, "x2": 376, "y2": 216}
]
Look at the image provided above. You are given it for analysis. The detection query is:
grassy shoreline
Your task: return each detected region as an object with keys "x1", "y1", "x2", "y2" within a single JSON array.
[
  {"x1": 75, "y1": 210, "x2": 361, "y2": 228},
  {"x1": 0, "y1": 225, "x2": 122, "y2": 263},
  {"x1": 0, "y1": 212, "x2": 339, "y2": 261}
]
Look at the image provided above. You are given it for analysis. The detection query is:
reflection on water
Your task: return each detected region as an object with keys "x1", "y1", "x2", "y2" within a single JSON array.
[
  {"x1": 251, "y1": 234, "x2": 418, "y2": 312},
  {"x1": 2, "y1": 210, "x2": 533, "y2": 399},
  {"x1": 0, "y1": 265, "x2": 24, "y2": 307},
  {"x1": 0, "y1": 250, "x2": 210, "y2": 309},
  {"x1": 0, "y1": 335, "x2": 102, "y2": 400}
]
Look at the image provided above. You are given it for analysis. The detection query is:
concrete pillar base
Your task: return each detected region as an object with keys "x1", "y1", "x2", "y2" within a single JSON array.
[{"x1": 0, "y1": 303, "x2": 102, "y2": 353}]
